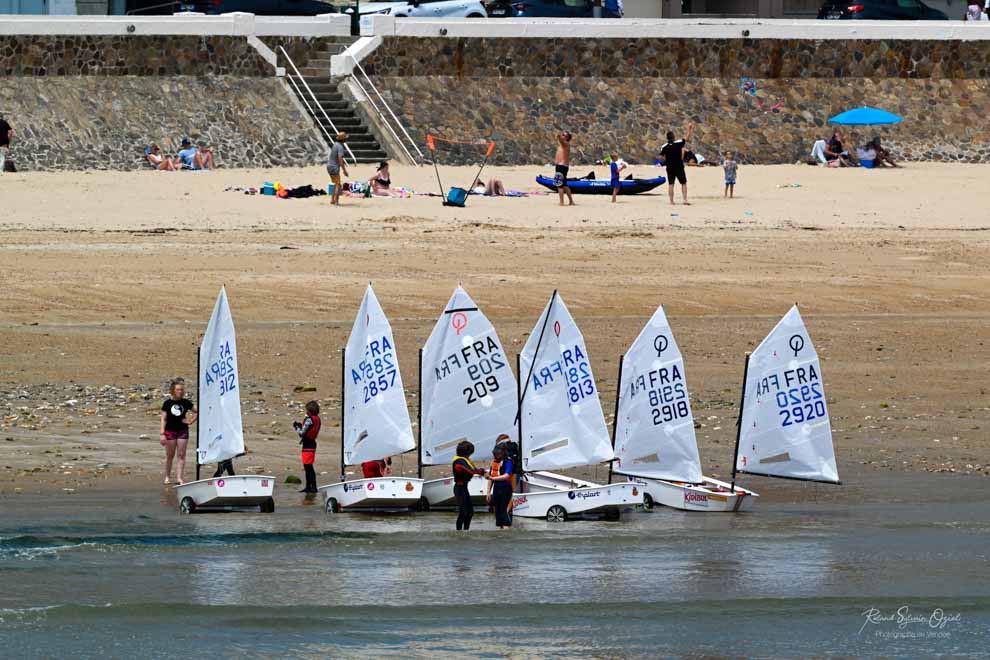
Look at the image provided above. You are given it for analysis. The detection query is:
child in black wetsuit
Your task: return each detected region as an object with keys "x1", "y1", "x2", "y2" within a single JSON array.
[
  {"x1": 293, "y1": 400, "x2": 322, "y2": 493},
  {"x1": 452, "y1": 440, "x2": 485, "y2": 531}
]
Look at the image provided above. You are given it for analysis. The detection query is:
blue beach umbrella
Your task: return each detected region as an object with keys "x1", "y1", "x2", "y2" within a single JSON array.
[{"x1": 828, "y1": 107, "x2": 903, "y2": 126}]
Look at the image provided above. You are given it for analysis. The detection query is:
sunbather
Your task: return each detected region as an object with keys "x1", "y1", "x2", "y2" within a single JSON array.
[
  {"x1": 177, "y1": 138, "x2": 215, "y2": 170},
  {"x1": 146, "y1": 144, "x2": 178, "y2": 171},
  {"x1": 869, "y1": 137, "x2": 900, "y2": 168}
]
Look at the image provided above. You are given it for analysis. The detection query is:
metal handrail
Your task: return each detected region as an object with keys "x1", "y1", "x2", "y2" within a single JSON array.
[
  {"x1": 278, "y1": 45, "x2": 357, "y2": 165},
  {"x1": 352, "y1": 59, "x2": 425, "y2": 165},
  {"x1": 347, "y1": 71, "x2": 417, "y2": 166}
]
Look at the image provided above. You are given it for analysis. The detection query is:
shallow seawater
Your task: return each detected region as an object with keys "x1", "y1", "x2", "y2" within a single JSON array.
[{"x1": 1, "y1": 481, "x2": 988, "y2": 659}]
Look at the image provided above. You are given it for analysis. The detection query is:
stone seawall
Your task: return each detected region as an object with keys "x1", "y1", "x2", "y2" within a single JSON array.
[
  {"x1": 362, "y1": 37, "x2": 990, "y2": 165},
  {"x1": 1, "y1": 36, "x2": 324, "y2": 171}
]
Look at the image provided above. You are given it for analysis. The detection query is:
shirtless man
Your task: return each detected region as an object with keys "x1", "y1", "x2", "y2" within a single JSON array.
[{"x1": 554, "y1": 131, "x2": 574, "y2": 206}]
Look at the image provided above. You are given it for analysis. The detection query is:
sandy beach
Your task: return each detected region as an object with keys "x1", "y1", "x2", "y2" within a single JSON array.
[{"x1": 1, "y1": 162, "x2": 989, "y2": 499}]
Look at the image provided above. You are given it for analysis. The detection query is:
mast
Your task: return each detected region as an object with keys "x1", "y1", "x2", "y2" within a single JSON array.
[
  {"x1": 516, "y1": 352, "x2": 522, "y2": 490},
  {"x1": 417, "y1": 347, "x2": 423, "y2": 479},
  {"x1": 196, "y1": 346, "x2": 201, "y2": 482},
  {"x1": 340, "y1": 347, "x2": 346, "y2": 483},
  {"x1": 607, "y1": 354, "x2": 624, "y2": 485},
  {"x1": 514, "y1": 289, "x2": 557, "y2": 425},
  {"x1": 730, "y1": 353, "x2": 751, "y2": 493}
]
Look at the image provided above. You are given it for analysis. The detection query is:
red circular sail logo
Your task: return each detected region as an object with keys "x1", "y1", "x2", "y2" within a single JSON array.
[
  {"x1": 451, "y1": 312, "x2": 468, "y2": 335},
  {"x1": 553, "y1": 321, "x2": 561, "y2": 337}
]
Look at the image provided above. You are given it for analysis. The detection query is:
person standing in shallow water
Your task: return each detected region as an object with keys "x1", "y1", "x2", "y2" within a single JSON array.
[
  {"x1": 452, "y1": 440, "x2": 485, "y2": 531},
  {"x1": 160, "y1": 379, "x2": 197, "y2": 485},
  {"x1": 486, "y1": 442, "x2": 515, "y2": 529}
]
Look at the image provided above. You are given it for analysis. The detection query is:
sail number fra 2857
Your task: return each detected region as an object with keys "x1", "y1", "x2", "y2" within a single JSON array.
[{"x1": 352, "y1": 336, "x2": 397, "y2": 404}]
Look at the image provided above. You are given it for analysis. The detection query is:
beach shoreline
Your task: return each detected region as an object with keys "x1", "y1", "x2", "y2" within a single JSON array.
[{"x1": 1, "y1": 163, "x2": 988, "y2": 499}]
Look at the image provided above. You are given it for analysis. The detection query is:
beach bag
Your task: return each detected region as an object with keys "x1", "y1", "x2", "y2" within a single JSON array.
[
  {"x1": 2, "y1": 157, "x2": 15, "y2": 172},
  {"x1": 445, "y1": 187, "x2": 468, "y2": 207}
]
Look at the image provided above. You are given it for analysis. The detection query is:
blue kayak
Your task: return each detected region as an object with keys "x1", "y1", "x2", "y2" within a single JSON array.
[{"x1": 536, "y1": 174, "x2": 666, "y2": 195}]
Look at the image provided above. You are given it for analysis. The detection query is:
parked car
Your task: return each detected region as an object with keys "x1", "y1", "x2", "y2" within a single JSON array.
[
  {"x1": 817, "y1": 0, "x2": 947, "y2": 19},
  {"x1": 487, "y1": 0, "x2": 592, "y2": 17},
  {"x1": 351, "y1": 0, "x2": 488, "y2": 17}
]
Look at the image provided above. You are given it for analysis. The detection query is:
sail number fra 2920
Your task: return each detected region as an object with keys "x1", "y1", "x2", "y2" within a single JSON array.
[{"x1": 755, "y1": 365, "x2": 825, "y2": 427}]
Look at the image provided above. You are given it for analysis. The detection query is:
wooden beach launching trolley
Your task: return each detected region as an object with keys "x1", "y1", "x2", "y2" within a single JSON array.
[
  {"x1": 608, "y1": 305, "x2": 757, "y2": 512},
  {"x1": 427, "y1": 134, "x2": 496, "y2": 208},
  {"x1": 510, "y1": 290, "x2": 643, "y2": 522},
  {"x1": 318, "y1": 284, "x2": 424, "y2": 514},
  {"x1": 417, "y1": 286, "x2": 518, "y2": 510},
  {"x1": 175, "y1": 287, "x2": 276, "y2": 514}
]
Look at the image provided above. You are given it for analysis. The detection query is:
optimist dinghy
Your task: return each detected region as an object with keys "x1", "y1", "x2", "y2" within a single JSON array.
[
  {"x1": 611, "y1": 306, "x2": 757, "y2": 512},
  {"x1": 730, "y1": 305, "x2": 840, "y2": 489},
  {"x1": 175, "y1": 287, "x2": 276, "y2": 514},
  {"x1": 418, "y1": 286, "x2": 518, "y2": 510},
  {"x1": 511, "y1": 291, "x2": 642, "y2": 522},
  {"x1": 319, "y1": 285, "x2": 423, "y2": 514}
]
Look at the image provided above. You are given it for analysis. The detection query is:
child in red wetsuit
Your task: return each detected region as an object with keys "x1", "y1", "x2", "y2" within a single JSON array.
[
  {"x1": 361, "y1": 457, "x2": 391, "y2": 478},
  {"x1": 293, "y1": 400, "x2": 321, "y2": 493}
]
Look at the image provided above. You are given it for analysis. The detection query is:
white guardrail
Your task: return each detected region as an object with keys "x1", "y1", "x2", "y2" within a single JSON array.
[
  {"x1": 1, "y1": 15, "x2": 989, "y2": 41},
  {"x1": 0, "y1": 13, "x2": 351, "y2": 37},
  {"x1": 363, "y1": 15, "x2": 990, "y2": 41}
]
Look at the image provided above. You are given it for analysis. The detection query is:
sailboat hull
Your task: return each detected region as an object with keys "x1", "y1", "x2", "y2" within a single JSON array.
[
  {"x1": 174, "y1": 475, "x2": 276, "y2": 512},
  {"x1": 421, "y1": 476, "x2": 488, "y2": 509},
  {"x1": 319, "y1": 477, "x2": 424, "y2": 513},
  {"x1": 511, "y1": 482, "x2": 643, "y2": 521},
  {"x1": 626, "y1": 475, "x2": 759, "y2": 512}
]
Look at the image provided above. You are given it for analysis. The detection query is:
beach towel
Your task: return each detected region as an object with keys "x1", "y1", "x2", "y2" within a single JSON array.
[{"x1": 810, "y1": 140, "x2": 827, "y2": 164}]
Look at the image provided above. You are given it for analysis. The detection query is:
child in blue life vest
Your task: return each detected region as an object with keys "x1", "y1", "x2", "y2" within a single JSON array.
[
  {"x1": 486, "y1": 440, "x2": 515, "y2": 529},
  {"x1": 452, "y1": 440, "x2": 485, "y2": 531},
  {"x1": 293, "y1": 400, "x2": 322, "y2": 493}
]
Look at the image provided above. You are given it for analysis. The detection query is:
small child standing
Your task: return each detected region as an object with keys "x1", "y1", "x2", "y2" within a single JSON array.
[
  {"x1": 293, "y1": 400, "x2": 321, "y2": 493},
  {"x1": 722, "y1": 151, "x2": 738, "y2": 199},
  {"x1": 609, "y1": 152, "x2": 627, "y2": 203}
]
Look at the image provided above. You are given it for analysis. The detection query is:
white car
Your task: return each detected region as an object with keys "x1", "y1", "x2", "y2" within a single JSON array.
[{"x1": 355, "y1": 0, "x2": 487, "y2": 17}]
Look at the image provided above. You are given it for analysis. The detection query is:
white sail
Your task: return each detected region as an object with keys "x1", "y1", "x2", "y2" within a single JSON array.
[
  {"x1": 197, "y1": 287, "x2": 244, "y2": 465},
  {"x1": 343, "y1": 285, "x2": 415, "y2": 466},
  {"x1": 736, "y1": 305, "x2": 839, "y2": 483},
  {"x1": 519, "y1": 293, "x2": 613, "y2": 472},
  {"x1": 421, "y1": 286, "x2": 517, "y2": 466},
  {"x1": 614, "y1": 306, "x2": 703, "y2": 483}
]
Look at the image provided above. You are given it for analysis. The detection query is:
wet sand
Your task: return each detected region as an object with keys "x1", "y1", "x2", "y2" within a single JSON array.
[{"x1": 1, "y1": 163, "x2": 988, "y2": 500}]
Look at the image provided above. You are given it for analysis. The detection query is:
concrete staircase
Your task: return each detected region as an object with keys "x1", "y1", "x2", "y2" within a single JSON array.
[{"x1": 289, "y1": 40, "x2": 387, "y2": 164}]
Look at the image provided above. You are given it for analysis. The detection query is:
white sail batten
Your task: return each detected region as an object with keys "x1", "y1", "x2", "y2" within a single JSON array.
[
  {"x1": 421, "y1": 286, "x2": 517, "y2": 466},
  {"x1": 343, "y1": 285, "x2": 416, "y2": 466},
  {"x1": 736, "y1": 305, "x2": 839, "y2": 484},
  {"x1": 614, "y1": 306, "x2": 703, "y2": 484},
  {"x1": 197, "y1": 287, "x2": 244, "y2": 465},
  {"x1": 519, "y1": 293, "x2": 613, "y2": 472}
]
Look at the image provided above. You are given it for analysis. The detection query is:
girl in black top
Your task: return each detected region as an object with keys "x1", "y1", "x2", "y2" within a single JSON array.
[{"x1": 160, "y1": 378, "x2": 197, "y2": 485}]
